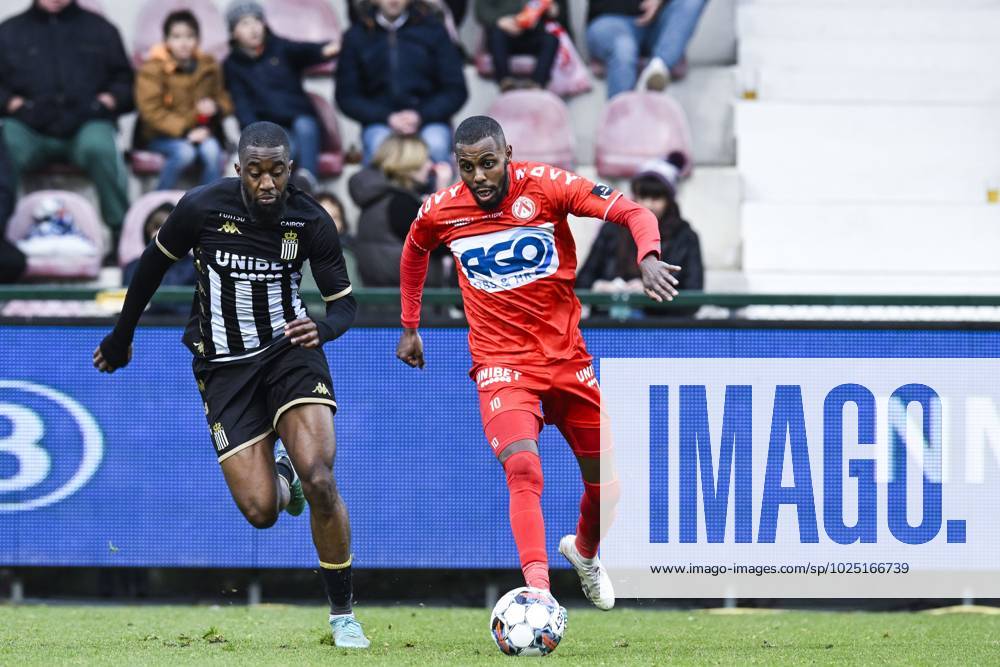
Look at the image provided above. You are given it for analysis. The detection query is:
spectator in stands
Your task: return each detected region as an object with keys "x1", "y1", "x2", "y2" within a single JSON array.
[
  {"x1": 586, "y1": 0, "x2": 708, "y2": 98},
  {"x1": 349, "y1": 135, "x2": 448, "y2": 287},
  {"x1": 0, "y1": 0, "x2": 133, "y2": 246},
  {"x1": 315, "y1": 191, "x2": 361, "y2": 288},
  {"x1": 337, "y1": 0, "x2": 468, "y2": 165},
  {"x1": 123, "y1": 203, "x2": 197, "y2": 314},
  {"x1": 577, "y1": 153, "x2": 702, "y2": 315},
  {"x1": 0, "y1": 134, "x2": 26, "y2": 283},
  {"x1": 477, "y1": 0, "x2": 561, "y2": 92},
  {"x1": 223, "y1": 1, "x2": 339, "y2": 189},
  {"x1": 135, "y1": 11, "x2": 234, "y2": 191}
]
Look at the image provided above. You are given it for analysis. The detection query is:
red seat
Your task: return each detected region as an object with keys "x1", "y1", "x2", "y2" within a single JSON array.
[
  {"x1": 129, "y1": 150, "x2": 165, "y2": 176},
  {"x1": 118, "y1": 190, "x2": 185, "y2": 267},
  {"x1": 6, "y1": 190, "x2": 106, "y2": 280},
  {"x1": 308, "y1": 94, "x2": 345, "y2": 179},
  {"x1": 132, "y1": 0, "x2": 228, "y2": 68},
  {"x1": 263, "y1": 0, "x2": 341, "y2": 76},
  {"x1": 595, "y1": 92, "x2": 693, "y2": 179},
  {"x1": 486, "y1": 90, "x2": 574, "y2": 169}
]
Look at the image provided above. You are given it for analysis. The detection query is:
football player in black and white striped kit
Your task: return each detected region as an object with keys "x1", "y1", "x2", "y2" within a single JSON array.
[{"x1": 94, "y1": 121, "x2": 370, "y2": 648}]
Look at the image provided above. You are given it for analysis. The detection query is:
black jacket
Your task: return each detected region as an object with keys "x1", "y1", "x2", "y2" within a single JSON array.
[
  {"x1": 349, "y1": 167, "x2": 446, "y2": 287},
  {"x1": 0, "y1": 1, "x2": 133, "y2": 138},
  {"x1": 223, "y1": 32, "x2": 328, "y2": 128},
  {"x1": 336, "y1": 4, "x2": 467, "y2": 126},
  {"x1": 577, "y1": 209, "x2": 704, "y2": 314}
]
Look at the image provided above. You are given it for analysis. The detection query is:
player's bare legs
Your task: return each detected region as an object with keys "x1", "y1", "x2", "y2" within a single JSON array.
[
  {"x1": 219, "y1": 433, "x2": 289, "y2": 528},
  {"x1": 498, "y1": 438, "x2": 550, "y2": 591},
  {"x1": 276, "y1": 404, "x2": 350, "y2": 564},
  {"x1": 276, "y1": 403, "x2": 368, "y2": 648}
]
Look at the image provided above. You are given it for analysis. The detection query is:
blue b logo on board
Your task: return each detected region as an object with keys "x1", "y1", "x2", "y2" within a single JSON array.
[
  {"x1": 450, "y1": 224, "x2": 560, "y2": 292},
  {"x1": 0, "y1": 380, "x2": 103, "y2": 511}
]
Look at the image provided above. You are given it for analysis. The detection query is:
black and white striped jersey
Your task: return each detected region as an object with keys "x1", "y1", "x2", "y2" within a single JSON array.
[{"x1": 153, "y1": 178, "x2": 352, "y2": 362}]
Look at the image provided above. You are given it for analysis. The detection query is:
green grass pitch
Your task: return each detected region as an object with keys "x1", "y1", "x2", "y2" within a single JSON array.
[{"x1": 1, "y1": 604, "x2": 998, "y2": 665}]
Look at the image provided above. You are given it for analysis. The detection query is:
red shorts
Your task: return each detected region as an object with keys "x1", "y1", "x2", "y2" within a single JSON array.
[{"x1": 472, "y1": 358, "x2": 602, "y2": 457}]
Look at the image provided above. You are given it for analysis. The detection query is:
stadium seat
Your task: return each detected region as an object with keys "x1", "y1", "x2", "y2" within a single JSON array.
[
  {"x1": 5, "y1": 191, "x2": 105, "y2": 280},
  {"x1": 132, "y1": 0, "x2": 228, "y2": 68},
  {"x1": 263, "y1": 0, "x2": 341, "y2": 76},
  {"x1": 118, "y1": 190, "x2": 185, "y2": 267},
  {"x1": 308, "y1": 94, "x2": 345, "y2": 179},
  {"x1": 486, "y1": 90, "x2": 574, "y2": 169},
  {"x1": 595, "y1": 92, "x2": 693, "y2": 179}
]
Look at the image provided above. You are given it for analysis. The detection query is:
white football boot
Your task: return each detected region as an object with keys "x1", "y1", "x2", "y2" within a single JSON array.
[{"x1": 559, "y1": 534, "x2": 615, "y2": 610}]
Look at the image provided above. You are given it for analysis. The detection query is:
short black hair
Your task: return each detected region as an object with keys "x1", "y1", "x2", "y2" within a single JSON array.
[
  {"x1": 163, "y1": 10, "x2": 200, "y2": 38},
  {"x1": 238, "y1": 121, "x2": 290, "y2": 159},
  {"x1": 453, "y1": 115, "x2": 506, "y2": 150}
]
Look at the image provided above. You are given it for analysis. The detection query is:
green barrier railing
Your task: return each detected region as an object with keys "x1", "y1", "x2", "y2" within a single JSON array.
[{"x1": 2, "y1": 286, "x2": 1000, "y2": 308}]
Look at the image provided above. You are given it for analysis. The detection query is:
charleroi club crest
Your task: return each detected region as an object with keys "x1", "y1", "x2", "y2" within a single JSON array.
[{"x1": 281, "y1": 231, "x2": 299, "y2": 260}]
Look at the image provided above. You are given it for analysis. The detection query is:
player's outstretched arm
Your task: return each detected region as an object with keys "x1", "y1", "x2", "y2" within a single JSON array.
[
  {"x1": 397, "y1": 232, "x2": 433, "y2": 369},
  {"x1": 93, "y1": 241, "x2": 175, "y2": 373}
]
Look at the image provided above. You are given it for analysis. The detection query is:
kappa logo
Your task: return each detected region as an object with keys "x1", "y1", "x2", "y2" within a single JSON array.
[
  {"x1": 313, "y1": 382, "x2": 331, "y2": 396},
  {"x1": 211, "y1": 422, "x2": 229, "y2": 452},
  {"x1": 281, "y1": 231, "x2": 299, "y2": 261},
  {"x1": 449, "y1": 223, "x2": 559, "y2": 293},
  {"x1": 219, "y1": 222, "x2": 242, "y2": 235},
  {"x1": 511, "y1": 196, "x2": 537, "y2": 221}
]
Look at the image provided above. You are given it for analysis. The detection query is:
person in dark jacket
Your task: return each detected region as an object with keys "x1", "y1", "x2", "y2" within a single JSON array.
[
  {"x1": 0, "y1": 133, "x2": 27, "y2": 283},
  {"x1": 349, "y1": 135, "x2": 447, "y2": 287},
  {"x1": 577, "y1": 153, "x2": 702, "y2": 317},
  {"x1": 0, "y1": 0, "x2": 133, "y2": 235},
  {"x1": 586, "y1": 0, "x2": 708, "y2": 98},
  {"x1": 222, "y1": 1, "x2": 339, "y2": 185},
  {"x1": 476, "y1": 0, "x2": 561, "y2": 91},
  {"x1": 337, "y1": 0, "x2": 468, "y2": 165}
]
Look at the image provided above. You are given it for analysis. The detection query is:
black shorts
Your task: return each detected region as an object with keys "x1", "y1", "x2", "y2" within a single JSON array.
[{"x1": 192, "y1": 341, "x2": 337, "y2": 462}]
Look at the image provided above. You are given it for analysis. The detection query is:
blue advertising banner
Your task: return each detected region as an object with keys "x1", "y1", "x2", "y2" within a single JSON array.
[{"x1": 0, "y1": 327, "x2": 998, "y2": 571}]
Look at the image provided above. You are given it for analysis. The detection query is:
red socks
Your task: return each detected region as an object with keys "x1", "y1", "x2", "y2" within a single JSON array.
[
  {"x1": 575, "y1": 478, "x2": 621, "y2": 559},
  {"x1": 503, "y1": 450, "x2": 549, "y2": 590}
]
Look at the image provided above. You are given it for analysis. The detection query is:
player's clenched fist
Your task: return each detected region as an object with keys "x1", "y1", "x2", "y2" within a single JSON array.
[
  {"x1": 93, "y1": 338, "x2": 132, "y2": 373},
  {"x1": 396, "y1": 328, "x2": 425, "y2": 369},
  {"x1": 639, "y1": 255, "x2": 682, "y2": 303}
]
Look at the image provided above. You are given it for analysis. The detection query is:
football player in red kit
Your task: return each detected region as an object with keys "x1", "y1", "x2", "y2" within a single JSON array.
[{"x1": 396, "y1": 116, "x2": 680, "y2": 610}]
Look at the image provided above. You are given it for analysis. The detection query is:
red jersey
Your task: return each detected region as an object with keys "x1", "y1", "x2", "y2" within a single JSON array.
[{"x1": 400, "y1": 161, "x2": 660, "y2": 366}]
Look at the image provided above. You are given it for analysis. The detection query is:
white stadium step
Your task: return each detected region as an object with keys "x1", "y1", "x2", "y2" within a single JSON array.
[
  {"x1": 742, "y1": 274, "x2": 1000, "y2": 296},
  {"x1": 741, "y1": 0, "x2": 1000, "y2": 9},
  {"x1": 750, "y1": 66, "x2": 1000, "y2": 104},
  {"x1": 739, "y1": 37, "x2": 1000, "y2": 71},
  {"x1": 742, "y1": 202, "x2": 1000, "y2": 274},
  {"x1": 737, "y1": 5, "x2": 1000, "y2": 41},
  {"x1": 735, "y1": 102, "x2": 1000, "y2": 203}
]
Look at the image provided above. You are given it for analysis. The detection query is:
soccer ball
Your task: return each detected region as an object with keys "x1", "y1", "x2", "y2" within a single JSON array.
[{"x1": 490, "y1": 587, "x2": 566, "y2": 657}]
